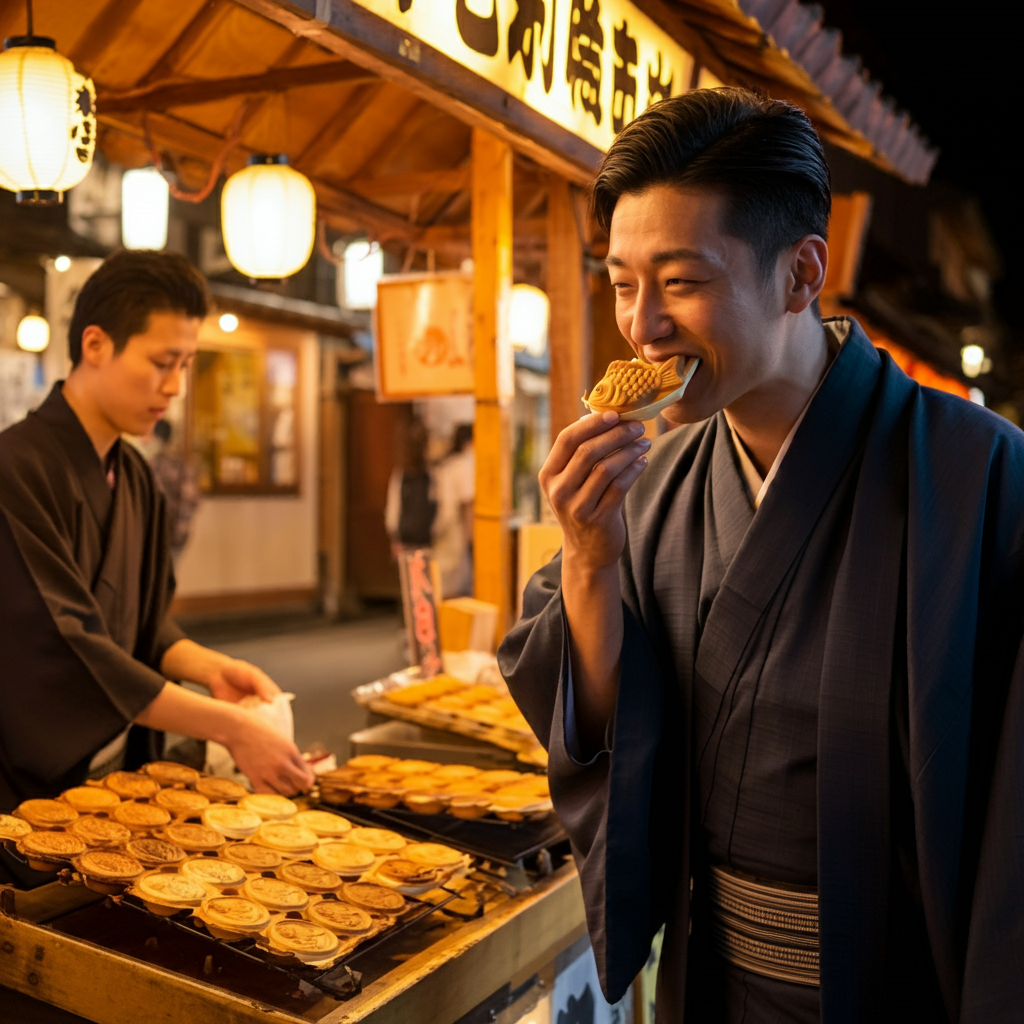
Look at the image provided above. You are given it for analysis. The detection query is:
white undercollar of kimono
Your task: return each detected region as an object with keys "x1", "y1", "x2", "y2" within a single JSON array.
[{"x1": 725, "y1": 318, "x2": 850, "y2": 509}]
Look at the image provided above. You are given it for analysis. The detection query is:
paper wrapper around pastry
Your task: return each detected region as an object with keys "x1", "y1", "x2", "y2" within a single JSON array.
[{"x1": 583, "y1": 355, "x2": 701, "y2": 421}]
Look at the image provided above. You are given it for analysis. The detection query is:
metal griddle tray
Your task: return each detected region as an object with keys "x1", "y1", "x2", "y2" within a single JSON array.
[
  {"x1": 112, "y1": 885, "x2": 458, "y2": 1000},
  {"x1": 314, "y1": 802, "x2": 568, "y2": 869}
]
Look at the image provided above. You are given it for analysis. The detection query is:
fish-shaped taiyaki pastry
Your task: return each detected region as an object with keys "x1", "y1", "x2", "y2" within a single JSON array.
[{"x1": 583, "y1": 355, "x2": 701, "y2": 421}]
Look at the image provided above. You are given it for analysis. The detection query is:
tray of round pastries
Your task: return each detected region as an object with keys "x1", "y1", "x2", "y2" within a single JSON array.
[
  {"x1": 352, "y1": 670, "x2": 547, "y2": 767},
  {"x1": 1, "y1": 763, "x2": 469, "y2": 972},
  {"x1": 318, "y1": 755, "x2": 553, "y2": 823}
]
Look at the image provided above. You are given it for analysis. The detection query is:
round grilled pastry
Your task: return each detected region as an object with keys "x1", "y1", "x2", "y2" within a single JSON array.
[
  {"x1": 221, "y1": 843, "x2": 284, "y2": 871},
  {"x1": 402, "y1": 843, "x2": 465, "y2": 870},
  {"x1": 195, "y1": 776, "x2": 249, "y2": 802},
  {"x1": 311, "y1": 842, "x2": 376, "y2": 876},
  {"x1": 279, "y1": 860, "x2": 342, "y2": 894},
  {"x1": 163, "y1": 822, "x2": 226, "y2": 853},
  {"x1": 402, "y1": 792, "x2": 447, "y2": 816},
  {"x1": 199, "y1": 895, "x2": 271, "y2": 939},
  {"x1": 242, "y1": 875, "x2": 310, "y2": 912},
  {"x1": 238, "y1": 794, "x2": 298, "y2": 821},
  {"x1": 202, "y1": 805, "x2": 261, "y2": 840},
  {"x1": 264, "y1": 919, "x2": 340, "y2": 963},
  {"x1": 346, "y1": 828, "x2": 406, "y2": 855},
  {"x1": 16, "y1": 798, "x2": 78, "y2": 830},
  {"x1": 345, "y1": 754, "x2": 396, "y2": 772},
  {"x1": 473, "y1": 770, "x2": 524, "y2": 791},
  {"x1": 376, "y1": 858, "x2": 442, "y2": 887},
  {"x1": 126, "y1": 837, "x2": 187, "y2": 868},
  {"x1": 0, "y1": 813, "x2": 32, "y2": 844},
  {"x1": 447, "y1": 795, "x2": 491, "y2": 820},
  {"x1": 16, "y1": 831, "x2": 87, "y2": 871},
  {"x1": 60, "y1": 786, "x2": 121, "y2": 815},
  {"x1": 253, "y1": 821, "x2": 318, "y2": 855},
  {"x1": 154, "y1": 789, "x2": 210, "y2": 817},
  {"x1": 291, "y1": 810, "x2": 351, "y2": 838},
  {"x1": 388, "y1": 760, "x2": 440, "y2": 777},
  {"x1": 103, "y1": 771, "x2": 161, "y2": 800},
  {"x1": 133, "y1": 872, "x2": 209, "y2": 915},
  {"x1": 73, "y1": 850, "x2": 144, "y2": 894},
  {"x1": 68, "y1": 816, "x2": 133, "y2": 848},
  {"x1": 306, "y1": 899, "x2": 373, "y2": 935},
  {"x1": 429, "y1": 764, "x2": 481, "y2": 782},
  {"x1": 113, "y1": 802, "x2": 172, "y2": 831},
  {"x1": 340, "y1": 881, "x2": 406, "y2": 915},
  {"x1": 179, "y1": 857, "x2": 247, "y2": 889},
  {"x1": 142, "y1": 762, "x2": 201, "y2": 787},
  {"x1": 443, "y1": 778, "x2": 488, "y2": 796}
]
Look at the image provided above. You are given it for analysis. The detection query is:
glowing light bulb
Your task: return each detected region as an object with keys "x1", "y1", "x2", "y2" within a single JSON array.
[
  {"x1": 53, "y1": 254, "x2": 71, "y2": 272},
  {"x1": 219, "y1": 313, "x2": 239, "y2": 333},
  {"x1": 17, "y1": 314, "x2": 49, "y2": 352},
  {"x1": 961, "y1": 344, "x2": 985, "y2": 378},
  {"x1": 509, "y1": 283, "x2": 550, "y2": 357}
]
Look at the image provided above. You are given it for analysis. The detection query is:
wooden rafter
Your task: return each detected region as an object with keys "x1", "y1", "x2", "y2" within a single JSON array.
[
  {"x1": 67, "y1": 0, "x2": 150, "y2": 68},
  {"x1": 97, "y1": 61, "x2": 376, "y2": 113},
  {"x1": 135, "y1": 0, "x2": 231, "y2": 85}
]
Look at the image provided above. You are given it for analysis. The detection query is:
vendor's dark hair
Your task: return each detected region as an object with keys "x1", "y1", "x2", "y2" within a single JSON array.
[
  {"x1": 68, "y1": 250, "x2": 209, "y2": 366},
  {"x1": 592, "y1": 87, "x2": 831, "y2": 280}
]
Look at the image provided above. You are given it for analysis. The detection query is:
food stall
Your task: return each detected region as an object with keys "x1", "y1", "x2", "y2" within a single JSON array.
[{"x1": 0, "y1": 0, "x2": 941, "y2": 1021}]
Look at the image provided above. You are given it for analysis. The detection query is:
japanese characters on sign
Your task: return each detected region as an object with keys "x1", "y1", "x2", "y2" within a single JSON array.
[
  {"x1": 351, "y1": 0, "x2": 694, "y2": 152},
  {"x1": 398, "y1": 549, "x2": 444, "y2": 678}
]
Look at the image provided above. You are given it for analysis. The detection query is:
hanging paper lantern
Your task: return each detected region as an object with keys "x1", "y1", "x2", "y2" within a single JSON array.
[
  {"x1": 221, "y1": 155, "x2": 316, "y2": 279},
  {"x1": 121, "y1": 167, "x2": 169, "y2": 250},
  {"x1": 16, "y1": 314, "x2": 49, "y2": 352},
  {"x1": 509, "y1": 284, "x2": 550, "y2": 358},
  {"x1": 0, "y1": 36, "x2": 96, "y2": 205}
]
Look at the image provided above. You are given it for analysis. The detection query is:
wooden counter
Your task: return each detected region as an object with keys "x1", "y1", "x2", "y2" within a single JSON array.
[{"x1": 0, "y1": 863, "x2": 586, "y2": 1024}]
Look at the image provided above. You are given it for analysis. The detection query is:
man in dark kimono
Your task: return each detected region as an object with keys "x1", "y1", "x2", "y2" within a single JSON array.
[
  {"x1": 0, "y1": 251, "x2": 314, "y2": 864},
  {"x1": 499, "y1": 89, "x2": 1024, "y2": 1023}
]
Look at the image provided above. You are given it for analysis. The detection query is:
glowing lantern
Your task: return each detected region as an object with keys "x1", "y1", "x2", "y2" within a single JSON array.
[
  {"x1": 17, "y1": 313, "x2": 49, "y2": 352},
  {"x1": 121, "y1": 167, "x2": 169, "y2": 250},
  {"x1": 221, "y1": 155, "x2": 315, "y2": 279},
  {"x1": 341, "y1": 240, "x2": 383, "y2": 310},
  {"x1": 509, "y1": 284, "x2": 550, "y2": 358},
  {"x1": 0, "y1": 36, "x2": 96, "y2": 205}
]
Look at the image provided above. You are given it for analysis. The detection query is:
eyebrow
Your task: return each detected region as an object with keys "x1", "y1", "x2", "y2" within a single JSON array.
[{"x1": 605, "y1": 247, "x2": 718, "y2": 267}]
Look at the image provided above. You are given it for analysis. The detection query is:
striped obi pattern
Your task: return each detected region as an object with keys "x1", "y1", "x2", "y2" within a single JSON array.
[{"x1": 707, "y1": 865, "x2": 820, "y2": 987}]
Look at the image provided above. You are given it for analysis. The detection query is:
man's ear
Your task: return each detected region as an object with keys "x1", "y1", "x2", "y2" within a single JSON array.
[
  {"x1": 78, "y1": 325, "x2": 116, "y2": 369},
  {"x1": 784, "y1": 235, "x2": 828, "y2": 314}
]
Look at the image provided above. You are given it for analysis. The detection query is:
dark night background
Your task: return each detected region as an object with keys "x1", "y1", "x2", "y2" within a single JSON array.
[{"x1": 818, "y1": 1, "x2": 1018, "y2": 332}]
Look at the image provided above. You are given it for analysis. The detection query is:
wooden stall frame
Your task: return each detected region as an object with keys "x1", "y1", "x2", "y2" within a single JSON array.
[{"x1": 0, "y1": 864, "x2": 585, "y2": 1024}]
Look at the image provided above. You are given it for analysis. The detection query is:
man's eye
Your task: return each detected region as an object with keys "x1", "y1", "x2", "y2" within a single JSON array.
[{"x1": 152, "y1": 361, "x2": 173, "y2": 371}]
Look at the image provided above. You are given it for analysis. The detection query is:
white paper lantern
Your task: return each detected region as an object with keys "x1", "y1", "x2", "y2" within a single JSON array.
[
  {"x1": 121, "y1": 167, "x2": 169, "y2": 250},
  {"x1": 17, "y1": 314, "x2": 49, "y2": 352},
  {"x1": 221, "y1": 155, "x2": 316, "y2": 279},
  {"x1": 509, "y1": 284, "x2": 550, "y2": 358},
  {"x1": 341, "y1": 239, "x2": 383, "y2": 310},
  {"x1": 0, "y1": 36, "x2": 96, "y2": 204}
]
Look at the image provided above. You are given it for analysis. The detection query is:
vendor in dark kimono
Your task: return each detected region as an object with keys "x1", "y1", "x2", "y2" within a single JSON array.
[
  {"x1": 0, "y1": 251, "x2": 315, "y2": 863},
  {"x1": 499, "y1": 89, "x2": 1024, "y2": 1023}
]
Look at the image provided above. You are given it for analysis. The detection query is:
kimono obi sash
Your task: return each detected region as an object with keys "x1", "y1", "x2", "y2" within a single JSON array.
[{"x1": 708, "y1": 864, "x2": 820, "y2": 987}]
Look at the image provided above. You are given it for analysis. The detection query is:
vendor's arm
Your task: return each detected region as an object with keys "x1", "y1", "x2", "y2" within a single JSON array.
[
  {"x1": 134, "y1": 681, "x2": 314, "y2": 795},
  {"x1": 539, "y1": 412, "x2": 650, "y2": 754},
  {"x1": 160, "y1": 638, "x2": 280, "y2": 703}
]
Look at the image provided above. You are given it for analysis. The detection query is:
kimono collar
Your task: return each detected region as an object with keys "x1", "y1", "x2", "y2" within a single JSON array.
[{"x1": 32, "y1": 383, "x2": 115, "y2": 530}]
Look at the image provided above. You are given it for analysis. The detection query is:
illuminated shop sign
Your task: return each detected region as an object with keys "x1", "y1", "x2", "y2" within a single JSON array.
[{"x1": 350, "y1": 0, "x2": 694, "y2": 151}]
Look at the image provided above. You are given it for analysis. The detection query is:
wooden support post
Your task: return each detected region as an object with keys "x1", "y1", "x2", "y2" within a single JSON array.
[
  {"x1": 471, "y1": 129, "x2": 514, "y2": 638},
  {"x1": 547, "y1": 175, "x2": 591, "y2": 441}
]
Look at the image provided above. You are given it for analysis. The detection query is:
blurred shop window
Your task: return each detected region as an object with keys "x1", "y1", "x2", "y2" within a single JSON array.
[
  {"x1": 67, "y1": 154, "x2": 122, "y2": 248},
  {"x1": 148, "y1": 419, "x2": 201, "y2": 563},
  {"x1": 337, "y1": 239, "x2": 383, "y2": 310},
  {"x1": 190, "y1": 339, "x2": 300, "y2": 495}
]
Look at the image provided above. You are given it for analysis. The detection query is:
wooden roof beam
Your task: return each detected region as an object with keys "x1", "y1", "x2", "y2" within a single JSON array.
[
  {"x1": 97, "y1": 61, "x2": 376, "y2": 113},
  {"x1": 345, "y1": 167, "x2": 470, "y2": 200}
]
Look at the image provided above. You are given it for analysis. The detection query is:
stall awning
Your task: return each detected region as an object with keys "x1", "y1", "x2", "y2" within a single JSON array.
[{"x1": 657, "y1": 0, "x2": 937, "y2": 184}]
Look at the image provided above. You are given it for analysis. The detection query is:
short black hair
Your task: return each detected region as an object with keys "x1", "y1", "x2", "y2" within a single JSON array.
[
  {"x1": 68, "y1": 250, "x2": 209, "y2": 366},
  {"x1": 592, "y1": 88, "x2": 831, "y2": 280}
]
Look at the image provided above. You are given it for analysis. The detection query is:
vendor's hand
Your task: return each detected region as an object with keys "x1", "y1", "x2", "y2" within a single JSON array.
[
  {"x1": 225, "y1": 709, "x2": 314, "y2": 795},
  {"x1": 540, "y1": 412, "x2": 650, "y2": 572},
  {"x1": 207, "y1": 658, "x2": 281, "y2": 704}
]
